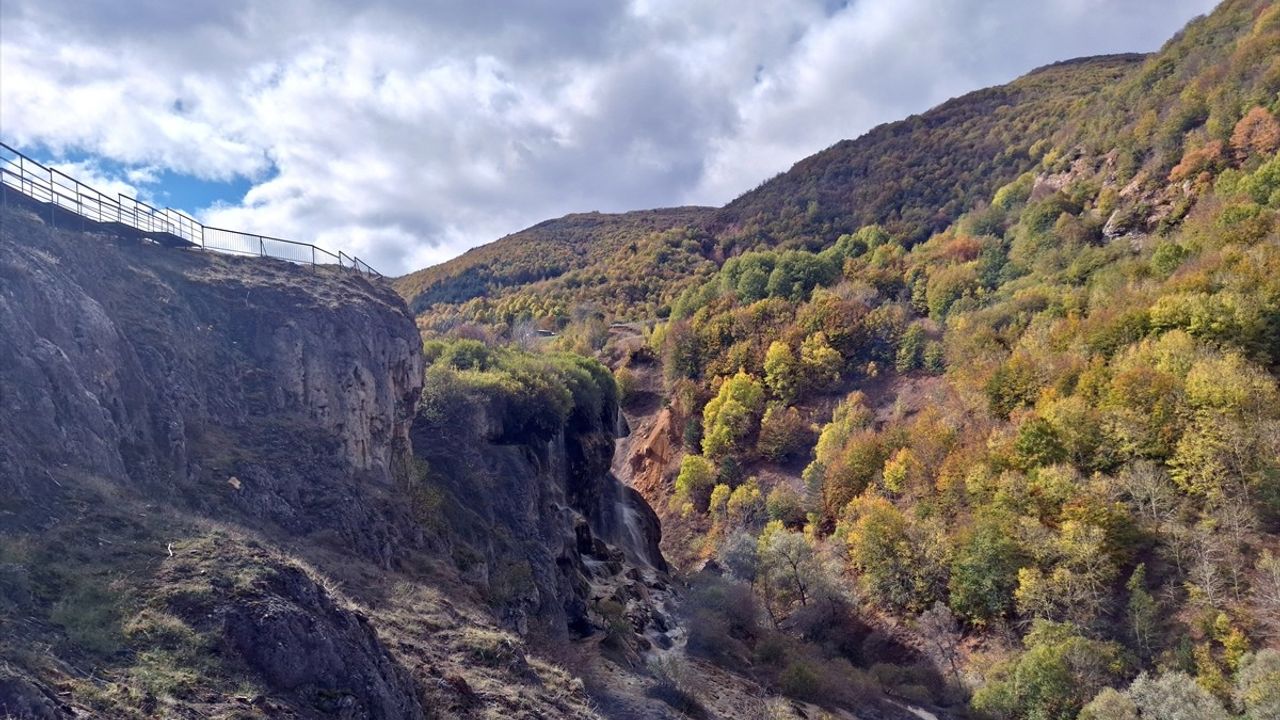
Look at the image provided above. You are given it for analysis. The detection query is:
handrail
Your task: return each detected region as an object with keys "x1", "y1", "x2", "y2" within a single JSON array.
[{"x1": 0, "y1": 141, "x2": 381, "y2": 278}]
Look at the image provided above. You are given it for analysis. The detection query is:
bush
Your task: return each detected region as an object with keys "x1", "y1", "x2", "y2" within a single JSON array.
[
  {"x1": 646, "y1": 656, "x2": 708, "y2": 719},
  {"x1": 779, "y1": 660, "x2": 821, "y2": 700}
]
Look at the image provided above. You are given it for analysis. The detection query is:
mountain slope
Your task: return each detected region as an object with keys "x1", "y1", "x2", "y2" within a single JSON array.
[
  {"x1": 713, "y1": 54, "x2": 1145, "y2": 248},
  {"x1": 397, "y1": 1, "x2": 1280, "y2": 718},
  {"x1": 396, "y1": 206, "x2": 714, "y2": 318},
  {"x1": 396, "y1": 54, "x2": 1146, "y2": 329}
]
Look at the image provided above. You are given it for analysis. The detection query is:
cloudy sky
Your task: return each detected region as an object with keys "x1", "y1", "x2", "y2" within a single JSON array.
[{"x1": 1, "y1": 0, "x2": 1217, "y2": 275}]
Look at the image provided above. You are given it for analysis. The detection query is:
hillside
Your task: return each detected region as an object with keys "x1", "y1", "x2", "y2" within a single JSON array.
[
  {"x1": 400, "y1": 1, "x2": 1280, "y2": 718},
  {"x1": 396, "y1": 206, "x2": 714, "y2": 319},
  {"x1": 0, "y1": 203, "x2": 930, "y2": 720},
  {"x1": 396, "y1": 53, "x2": 1145, "y2": 330},
  {"x1": 712, "y1": 55, "x2": 1145, "y2": 248},
  {"x1": 5, "y1": 1, "x2": 1280, "y2": 719}
]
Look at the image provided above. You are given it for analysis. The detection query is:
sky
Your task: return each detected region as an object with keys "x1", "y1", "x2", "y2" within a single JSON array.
[{"x1": 1, "y1": 0, "x2": 1219, "y2": 276}]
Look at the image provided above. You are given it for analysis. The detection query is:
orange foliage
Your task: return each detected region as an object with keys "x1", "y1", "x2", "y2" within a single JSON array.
[
  {"x1": 1169, "y1": 140, "x2": 1225, "y2": 183},
  {"x1": 942, "y1": 235, "x2": 983, "y2": 263},
  {"x1": 1230, "y1": 106, "x2": 1280, "y2": 161}
]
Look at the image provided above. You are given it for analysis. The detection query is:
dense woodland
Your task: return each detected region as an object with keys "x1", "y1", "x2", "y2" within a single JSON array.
[{"x1": 402, "y1": 2, "x2": 1280, "y2": 718}]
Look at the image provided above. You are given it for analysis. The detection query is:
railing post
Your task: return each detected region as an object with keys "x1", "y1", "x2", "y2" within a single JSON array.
[{"x1": 48, "y1": 166, "x2": 55, "y2": 227}]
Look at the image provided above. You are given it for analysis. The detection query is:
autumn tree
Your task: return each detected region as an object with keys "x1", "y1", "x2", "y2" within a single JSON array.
[
  {"x1": 764, "y1": 341, "x2": 801, "y2": 403},
  {"x1": 702, "y1": 370, "x2": 766, "y2": 460},
  {"x1": 1230, "y1": 106, "x2": 1280, "y2": 162},
  {"x1": 949, "y1": 510, "x2": 1026, "y2": 625},
  {"x1": 757, "y1": 405, "x2": 809, "y2": 462},
  {"x1": 845, "y1": 495, "x2": 948, "y2": 613},
  {"x1": 799, "y1": 332, "x2": 842, "y2": 390},
  {"x1": 972, "y1": 620, "x2": 1128, "y2": 720},
  {"x1": 673, "y1": 454, "x2": 717, "y2": 515}
]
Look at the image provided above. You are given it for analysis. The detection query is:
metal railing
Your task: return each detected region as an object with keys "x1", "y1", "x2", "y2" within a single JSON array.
[{"x1": 0, "y1": 141, "x2": 381, "y2": 278}]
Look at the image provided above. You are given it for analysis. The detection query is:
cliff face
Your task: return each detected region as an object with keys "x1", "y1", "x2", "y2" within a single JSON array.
[
  {"x1": 0, "y1": 207, "x2": 423, "y2": 566},
  {"x1": 410, "y1": 369, "x2": 670, "y2": 643}
]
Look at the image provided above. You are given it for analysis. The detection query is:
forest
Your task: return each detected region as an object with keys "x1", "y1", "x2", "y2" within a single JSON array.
[{"x1": 400, "y1": 2, "x2": 1280, "y2": 718}]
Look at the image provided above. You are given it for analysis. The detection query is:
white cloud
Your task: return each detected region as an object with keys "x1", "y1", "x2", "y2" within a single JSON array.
[{"x1": 0, "y1": 0, "x2": 1218, "y2": 275}]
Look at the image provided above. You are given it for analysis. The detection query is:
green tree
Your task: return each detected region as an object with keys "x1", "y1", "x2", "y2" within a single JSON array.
[
  {"x1": 896, "y1": 323, "x2": 926, "y2": 373},
  {"x1": 1126, "y1": 564, "x2": 1158, "y2": 660},
  {"x1": 1012, "y1": 416, "x2": 1067, "y2": 470},
  {"x1": 845, "y1": 496, "x2": 947, "y2": 612},
  {"x1": 673, "y1": 454, "x2": 718, "y2": 515},
  {"x1": 764, "y1": 341, "x2": 801, "y2": 403},
  {"x1": 702, "y1": 370, "x2": 766, "y2": 460},
  {"x1": 766, "y1": 484, "x2": 806, "y2": 527},
  {"x1": 971, "y1": 620, "x2": 1128, "y2": 720},
  {"x1": 948, "y1": 511, "x2": 1026, "y2": 624}
]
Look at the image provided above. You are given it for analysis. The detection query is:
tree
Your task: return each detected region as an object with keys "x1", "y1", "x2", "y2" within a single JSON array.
[
  {"x1": 844, "y1": 496, "x2": 947, "y2": 613},
  {"x1": 881, "y1": 447, "x2": 918, "y2": 495},
  {"x1": 702, "y1": 371, "x2": 766, "y2": 460},
  {"x1": 1234, "y1": 649, "x2": 1280, "y2": 720},
  {"x1": 1230, "y1": 106, "x2": 1280, "y2": 161},
  {"x1": 1078, "y1": 688, "x2": 1138, "y2": 720},
  {"x1": 757, "y1": 406, "x2": 809, "y2": 462},
  {"x1": 799, "y1": 332, "x2": 842, "y2": 390},
  {"x1": 717, "y1": 531, "x2": 759, "y2": 583},
  {"x1": 971, "y1": 620, "x2": 1128, "y2": 720},
  {"x1": 926, "y1": 264, "x2": 978, "y2": 319},
  {"x1": 1015, "y1": 521, "x2": 1117, "y2": 627},
  {"x1": 673, "y1": 454, "x2": 717, "y2": 515},
  {"x1": 757, "y1": 521, "x2": 822, "y2": 623},
  {"x1": 766, "y1": 484, "x2": 806, "y2": 527},
  {"x1": 1253, "y1": 551, "x2": 1280, "y2": 638},
  {"x1": 949, "y1": 511, "x2": 1026, "y2": 625},
  {"x1": 821, "y1": 430, "x2": 886, "y2": 523},
  {"x1": 1012, "y1": 416, "x2": 1067, "y2": 470},
  {"x1": 1126, "y1": 672, "x2": 1229, "y2": 720},
  {"x1": 896, "y1": 323, "x2": 926, "y2": 373},
  {"x1": 764, "y1": 341, "x2": 801, "y2": 403},
  {"x1": 726, "y1": 479, "x2": 764, "y2": 528},
  {"x1": 1126, "y1": 564, "x2": 1159, "y2": 660},
  {"x1": 709, "y1": 483, "x2": 732, "y2": 525}
]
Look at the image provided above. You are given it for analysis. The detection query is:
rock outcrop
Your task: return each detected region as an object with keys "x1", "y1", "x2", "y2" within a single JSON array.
[
  {"x1": 410, "y1": 368, "x2": 670, "y2": 643},
  {"x1": 0, "y1": 207, "x2": 423, "y2": 565}
]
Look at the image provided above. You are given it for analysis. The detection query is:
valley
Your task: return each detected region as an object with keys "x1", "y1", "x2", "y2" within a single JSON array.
[{"x1": 2, "y1": 1, "x2": 1280, "y2": 719}]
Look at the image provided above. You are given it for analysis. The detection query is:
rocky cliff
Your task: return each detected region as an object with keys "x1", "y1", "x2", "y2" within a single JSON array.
[
  {"x1": 0, "y1": 205, "x2": 691, "y2": 719},
  {"x1": 0, "y1": 206, "x2": 423, "y2": 564}
]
